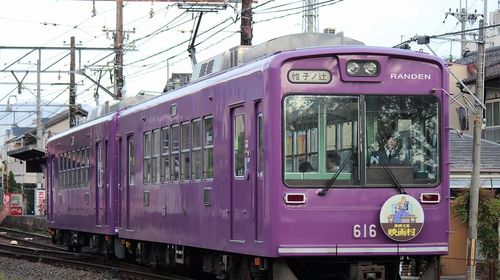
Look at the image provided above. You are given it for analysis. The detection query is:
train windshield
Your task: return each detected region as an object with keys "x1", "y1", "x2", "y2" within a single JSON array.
[{"x1": 283, "y1": 95, "x2": 439, "y2": 188}]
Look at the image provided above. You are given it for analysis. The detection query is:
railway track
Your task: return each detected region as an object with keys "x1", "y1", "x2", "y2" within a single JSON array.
[
  {"x1": 0, "y1": 227, "x2": 65, "y2": 251},
  {"x1": 0, "y1": 244, "x2": 194, "y2": 280},
  {"x1": 0, "y1": 227, "x2": 195, "y2": 280}
]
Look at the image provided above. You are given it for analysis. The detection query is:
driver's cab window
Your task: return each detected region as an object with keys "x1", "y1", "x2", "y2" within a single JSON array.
[
  {"x1": 365, "y1": 95, "x2": 439, "y2": 185},
  {"x1": 283, "y1": 95, "x2": 359, "y2": 187}
]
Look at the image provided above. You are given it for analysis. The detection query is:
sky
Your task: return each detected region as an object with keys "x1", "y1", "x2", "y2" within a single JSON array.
[{"x1": 0, "y1": 0, "x2": 495, "y2": 129}]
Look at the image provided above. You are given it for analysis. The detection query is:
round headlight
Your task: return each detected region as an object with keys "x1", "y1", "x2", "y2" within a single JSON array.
[
  {"x1": 363, "y1": 62, "x2": 378, "y2": 75},
  {"x1": 346, "y1": 61, "x2": 360, "y2": 76}
]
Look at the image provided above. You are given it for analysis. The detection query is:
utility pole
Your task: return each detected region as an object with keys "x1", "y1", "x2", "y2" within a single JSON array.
[
  {"x1": 303, "y1": 0, "x2": 319, "y2": 33},
  {"x1": 114, "y1": 0, "x2": 124, "y2": 99},
  {"x1": 466, "y1": 19, "x2": 485, "y2": 280},
  {"x1": 444, "y1": 1, "x2": 480, "y2": 56},
  {"x1": 69, "y1": 36, "x2": 76, "y2": 128},
  {"x1": 36, "y1": 50, "x2": 42, "y2": 150},
  {"x1": 241, "y1": 0, "x2": 252, "y2": 45}
]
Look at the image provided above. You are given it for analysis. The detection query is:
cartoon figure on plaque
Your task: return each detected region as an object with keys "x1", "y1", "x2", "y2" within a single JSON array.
[
  {"x1": 379, "y1": 194, "x2": 425, "y2": 242},
  {"x1": 391, "y1": 196, "x2": 414, "y2": 223}
]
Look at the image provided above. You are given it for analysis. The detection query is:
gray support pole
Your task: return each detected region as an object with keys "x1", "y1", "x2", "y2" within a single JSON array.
[
  {"x1": 36, "y1": 50, "x2": 42, "y2": 149},
  {"x1": 466, "y1": 19, "x2": 485, "y2": 280},
  {"x1": 114, "y1": 0, "x2": 124, "y2": 99},
  {"x1": 69, "y1": 36, "x2": 76, "y2": 128}
]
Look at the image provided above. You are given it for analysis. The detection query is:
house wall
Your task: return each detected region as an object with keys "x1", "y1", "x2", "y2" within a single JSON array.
[
  {"x1": 442, "y1": 202, "x2": 468, "y2": 275},
  {"x1": 43, "y1": 118, "x2": 70, "y2": 147},
  {"x1": 448, "y1": 63, "x2": 474, "y2": 136}
]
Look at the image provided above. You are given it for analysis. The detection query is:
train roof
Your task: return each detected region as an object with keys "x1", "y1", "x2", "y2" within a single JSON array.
[
  {"x1": 47, "y1": 113, "x2": 115, "y2": 143},
  {"x1": 192, "y1": 32, "x2": 365, "y2": 80}
]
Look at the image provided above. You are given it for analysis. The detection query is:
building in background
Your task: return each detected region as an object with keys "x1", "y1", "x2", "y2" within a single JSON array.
[{"x1": 1, "y1": 106, "x2": 87, "y2": 215}]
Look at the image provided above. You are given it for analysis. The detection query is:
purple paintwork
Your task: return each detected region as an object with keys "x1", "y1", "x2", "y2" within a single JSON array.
[{"x1": 46, "y1": 46, "x2": 449, "y2": 259}]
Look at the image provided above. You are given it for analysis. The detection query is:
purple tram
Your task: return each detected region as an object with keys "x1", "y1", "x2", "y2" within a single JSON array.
[{"x1": 46, "y1": 35, "x2": 449, "y2": 280}]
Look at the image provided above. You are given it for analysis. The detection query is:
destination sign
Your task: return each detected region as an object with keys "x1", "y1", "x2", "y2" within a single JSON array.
[{"x1": 288, "y1": 70, "x2": 331, "y2": 84}]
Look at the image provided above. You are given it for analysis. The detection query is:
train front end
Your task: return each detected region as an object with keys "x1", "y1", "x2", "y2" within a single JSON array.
[{"x1": 269, "y1": 48, "x2": 449, "y2": 279}]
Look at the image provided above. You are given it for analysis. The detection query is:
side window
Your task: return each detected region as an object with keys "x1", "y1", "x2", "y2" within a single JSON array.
[
  {"x1": 258, "y1": 113, "x2": 264, "y2": 179},
  {"x1": 171, "y1": 125, "x2": 180, "y2": 182},
  {"x1": 234, "y1": 114, "x2": 245, "y2": 177},
  {"x1": 63, "y1": 152, "x2": 68, "y2": 188},
  {"x1": 181, "y1": 122, "x2": 190, "y2": 181},
  {"x1": 152, "y1": 129, "x2": 160, "y2": 184},
  {"x1": 83, "y1": 147, "x2": 89, "y2": 186},
  {"x1": 97, "y1": 143, "x2": 103, "y2": 187},
  {"x1": 143, "y1": 131, "x2": 151, "y2": 184},
  {"x1": 128, "y1": 136, "x2": 135, "y2": 186},
  {"x1": 71, "y1": 151, "x2": 76, "y2": 188},
  {"x1": 192, "y1": 119, "x2": 202, "y2": 180},
  {"x1": 161, "y1": 127, "x2": 170, "y2": 183},
  {"x1": 203, "y1": 116, "x2": 214, "y2": 179},
  {"x1": 59, "y1": 153, "x2": 63, "y2": 188},
  {"x1": 76, "y1": 149, "x2": 81, "y2": 187}
]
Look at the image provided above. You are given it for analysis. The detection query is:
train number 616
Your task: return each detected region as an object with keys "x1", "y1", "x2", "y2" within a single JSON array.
[{"x1": 353, "y1": 224, "x2": 377, "y2": 238}]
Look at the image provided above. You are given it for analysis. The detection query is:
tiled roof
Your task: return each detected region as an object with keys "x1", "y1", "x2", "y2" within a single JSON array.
[
  {"x1": 10, "y1": 127, "x2": 33, "y2": 138},
  {"x1": 454, "y1": 46, "x2": 500, "y2": 84},
  {"x1": 449, "y1": 130, "x2": 500, "y2": 171}
]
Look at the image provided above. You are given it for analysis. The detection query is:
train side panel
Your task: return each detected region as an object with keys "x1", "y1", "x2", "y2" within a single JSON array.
[
  {"x1": 46, "y1": 115, "x2": 118, "y2": 237},
  {"x1": 116, "y1": 68, "x2": 275, "y2": 256}
]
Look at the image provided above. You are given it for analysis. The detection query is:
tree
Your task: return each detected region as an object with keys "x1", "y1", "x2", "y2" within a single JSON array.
[
  {"x1": 7, "y1": 171, "x2": 21, "y2": 193},
  {"x1": 452, "y1": 188, "x2": 500, "y2": 259}
]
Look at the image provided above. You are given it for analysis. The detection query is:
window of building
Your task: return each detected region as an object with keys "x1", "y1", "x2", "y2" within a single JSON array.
[{"x1": 486, "y1": 100, "x2": 500, "y2": 127}]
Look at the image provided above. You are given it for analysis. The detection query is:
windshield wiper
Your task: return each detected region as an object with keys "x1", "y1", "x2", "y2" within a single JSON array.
[
  {"x1": 317, "y1": 150, "x2": 353, "y2": 196},
  {"x1": 367, "y1": 146, "x2": 406, "y2": 194}
]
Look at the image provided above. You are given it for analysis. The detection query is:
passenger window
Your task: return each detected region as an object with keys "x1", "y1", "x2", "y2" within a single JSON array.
[
  {"x1": 181, "y1": 122, "x2": 190, "y2": 181},
  {"x1": 128, "y1": 136, "x2": 135, "y2": 186},
  {"x1": 234, "y1": 114, "x2": 245, "y2": 177},
  {"x1": 143, "y1": 131, "x2": 152, "y2": 184},
  {"x1": 257, "y1": 113, "x2": 264, "y2": 179},
  {"x1": 161, "y1": 127, "x2": 170, "y2": 183},
  {"x1": 192, "y1": 119, "x2": 202, "y2": 180},
  {"x1": 171, "y1": 125, "x2": 180, "y2": 182},
  {"x1": 97, "y1": 143, "x2": 103, "y2": 187},
  {"x1": 203, "y1": 116, "x2": 214, "y2": 179},
  {"x1": 152, "y1": 129, "x2": 160, "y2": 184}
]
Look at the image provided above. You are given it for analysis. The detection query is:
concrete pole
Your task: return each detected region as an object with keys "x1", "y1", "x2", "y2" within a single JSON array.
[
  {"x1": 466, "y1": 19, "x2": 485, "y2": 280},
  {"x1": 69, "y1": 36, "x2": 76, "y2": 128},
  {"x1": 240, "y1": 0, "x2": 252, "y2": 45},
  {"x1": 461, "y1": 8, "x2": 467, "y2": 55},
  {"x1": 36, "y1": 51, "x2": 42, "y2": 149},
  {"x1": 114, "y1": 0, "x2": 124, "y2": 99}
]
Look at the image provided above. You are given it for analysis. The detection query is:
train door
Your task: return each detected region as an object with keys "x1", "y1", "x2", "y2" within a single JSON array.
[
  {"x1": 255, "y1": 103, "x2": 264, "y2": 241},
  {"x1": 230, "y1": 106, "x2": 253, "y2": 242},
  {"x1": 117, "y1": 136, "x2": 122, "y2": 229}
]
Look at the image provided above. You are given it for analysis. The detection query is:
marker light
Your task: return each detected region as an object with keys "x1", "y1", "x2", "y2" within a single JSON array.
[
  {"x1": 346, "y1": 61, "x2": 360, "y2": 76},
  {"x1": 346, "y1": 60, "x2": 380, "y2": 77},
  {"x1": 284, "y1": 193, "x2": 306, "y2": 204},
  {"x1": 420, "y1": 193, "x2": 440, "y2": 203}
]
